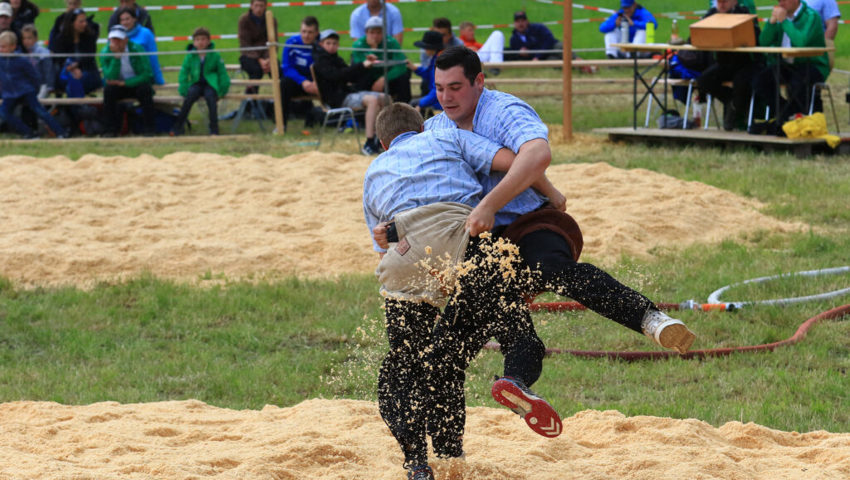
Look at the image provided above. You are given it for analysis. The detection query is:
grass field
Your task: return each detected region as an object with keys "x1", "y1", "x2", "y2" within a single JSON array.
[{"x1": 1, "y1": 0, "x2": 849, "y2": 439}]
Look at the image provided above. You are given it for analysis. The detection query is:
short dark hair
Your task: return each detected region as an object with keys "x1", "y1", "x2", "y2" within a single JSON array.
[
  {"x1": 432, "y1": 17, "x2": 452, "y2": 30},
  {"x1": 117, "y1": 6, "x2": 137, "y2": 18},
  {"x1": 435, "y1": 46, "x2": 481, "y2": 85},
  {"x1": 302, "y1": 16, "x2": 319, "y2": 29},
  {"x1": 193, "y1": 26, "x2": 210, "y2": 39},
  {"x1": 376, "y1": 103, "x2": 423, "y2": 146}
]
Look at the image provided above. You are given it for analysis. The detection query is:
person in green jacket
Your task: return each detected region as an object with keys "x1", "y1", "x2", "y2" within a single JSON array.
[
  {"x1": 350, "y1": 16, "x2": 411, "y2": 102},
  {"x1": 171, "y1": 27, "x2": 231, "y2": 135},
  {"x1": 751, "y1": 0, "x2": 829, "y2": 132},
  {"x1": 99, "y1": 25, "x2": 155, "y2": 136}
]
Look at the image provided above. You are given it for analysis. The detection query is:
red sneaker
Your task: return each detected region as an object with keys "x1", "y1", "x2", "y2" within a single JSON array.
[{"x1": 491, "y1": 377, "x2": 562, "y2": 438}]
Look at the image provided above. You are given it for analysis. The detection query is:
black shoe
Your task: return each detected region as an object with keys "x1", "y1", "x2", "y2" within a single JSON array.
[
  {"x1": 407, "y1": 465, "x2": 434, "y2": 480},
  {"x1": 22, "y1": 132, "x2": 40, "y2": 139},
  {"x1": 361, "y1": 139, "x2": 380, "y2": 156},
  {"x1": 722, "y1": 102, "x2": 736, "y2": 132}
]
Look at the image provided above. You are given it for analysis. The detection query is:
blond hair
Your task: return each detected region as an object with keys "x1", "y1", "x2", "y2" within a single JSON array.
[
  {"x1": 375, "y1": 103, "x2": 423, "y2": 146},
  {"x1": 0, "y1": 31, "x2": 17, "y2": 47}
]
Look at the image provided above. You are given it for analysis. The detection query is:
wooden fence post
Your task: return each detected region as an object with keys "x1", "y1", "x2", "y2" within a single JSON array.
[{"x1": 266, "y1": 10, "x2": 285, "y2": 134}]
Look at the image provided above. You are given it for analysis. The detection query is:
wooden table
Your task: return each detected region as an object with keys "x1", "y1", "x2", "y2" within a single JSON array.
[{"x1": 612, "y1": 43, "x2": 831, "y2": 130}]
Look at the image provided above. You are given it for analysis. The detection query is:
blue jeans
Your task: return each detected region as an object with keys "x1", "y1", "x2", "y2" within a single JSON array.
[{"x1": 0, "y1": 92, "x2": 67, "y2": 137}]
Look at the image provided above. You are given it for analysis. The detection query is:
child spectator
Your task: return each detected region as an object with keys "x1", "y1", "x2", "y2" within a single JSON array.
[
  {"x1": 170, "y1": 27, "x2": 230, "y2": 136},
  {"x1": 459, "y1": 21, "x2": 505, "y2": 64},
  {"x1": 0, "y1": 31, "x2": 68, "y2": 138},
  {"x1": 312, "y1": 28, "x2": 389, "y2": 155},
  {"x1": 409, "y1": 30, "x2": 444, "y2": 113},
  {"x1": 20, "y1": 24, "x2": 54, "y2": 98},
  {"x1": 118, "y1": 6, "x2": 163, "y2": 85},
  {"x1": 351, "y1": 16, "x2": 411, "y2": 103}
]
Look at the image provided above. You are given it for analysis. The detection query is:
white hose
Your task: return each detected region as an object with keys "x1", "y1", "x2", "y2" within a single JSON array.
[{"x1": 707, "y1": 266, "x2": 850, "y2": 308}]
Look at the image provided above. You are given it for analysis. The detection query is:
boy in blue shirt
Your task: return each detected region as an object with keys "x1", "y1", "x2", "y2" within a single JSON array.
[
  {"x1": 280, "y1": 15, "x2": 318, "y2": 126},
  {"x1": 365, "y1": 102, "x2": 563, "y2": 480},
  {"x1": 0, "y1": 31, "x2": 68, "y2": 139},
  {"x1": 599, "y1": 0, "x2": 658, "y2": 59}
]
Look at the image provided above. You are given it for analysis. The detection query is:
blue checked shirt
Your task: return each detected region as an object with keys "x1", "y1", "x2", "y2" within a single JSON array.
[
  {"x1": 363, "y1": 129, "x2": 503, "y2": 252},
  {"x1": 425, "y1": 88, "x2": 549, "y2": 227}
]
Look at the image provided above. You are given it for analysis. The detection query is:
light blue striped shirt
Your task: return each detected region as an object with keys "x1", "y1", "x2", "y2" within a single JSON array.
[
  {"x1": 425, "y1": 88, "x2": 549, "y2": 227},
  {"x1": 363, "y1": 129, "x2": 502, "y2": 252}
]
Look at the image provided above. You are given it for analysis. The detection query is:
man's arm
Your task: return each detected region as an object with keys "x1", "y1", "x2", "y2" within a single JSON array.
[
  {"x1": 532, "y1": 175, "x2": 566, "y2": 211},
  {"x1": 466, "y1": 138, "x2": 551, "y2": 235},
  {"x1": 824, "y1": 18, "x2": 838, "y2": 41}
]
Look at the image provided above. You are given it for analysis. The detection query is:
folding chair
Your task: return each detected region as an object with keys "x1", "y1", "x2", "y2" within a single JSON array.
[
  {"x1": 310, "y1": 64, "x2": 362, "y2": 149},
  {"x1": 808, "y1": 82, "x2": 840, "y2": 134}
]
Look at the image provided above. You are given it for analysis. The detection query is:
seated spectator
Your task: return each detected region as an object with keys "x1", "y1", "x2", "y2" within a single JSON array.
[
  {"x1": 0, "y1": 2, "x2": 19, "y2": 40},
  {"x1": 508, "y1": 10, "x2": 562, "y2": 60},
  {"x1": 458, "y1": 21, "x2": 504, "y2": 64},
  {"x1": 118, "y1": 6, "x2": 163, "y2": 85},
  {"x1": 0, "y1": 31, "x2": 68, "y2": 139},
  {"x1": 50, "y1": 7, "x2": 101, "y2": 98},
  {"x1": 99, "y1": 25, "x2": 155, "y2": 136},
  {"x1": 696, "y1": 0, "x2": 762, "y2": 130},
  {"x1": 171, "y1": 27, "x2": 230, "y2": 136},
  {"x1": 8, "y1": 0, "x2": 38, "y2": 33},
  {"x1": 107, "y1": 0, "x2": 153, "y2": 33},
  {"x1": 350, "y1": 0, "x2": 403, "y2": 45},
  {"x1": 751, "y1": 0, "x2": 829, "y2": 134},
  {"x1": 20, "y1": 24, "x2": 54, "y2": 98},
  {"x1": 48, "y1": 0, "x2": 87, "y2": 47},
  {"x1": 351, "y1": 16, "x2": 411, "y2": 103},
  {"x1": 599, "y1": 0, "x2": 657, "y2": 59},
  {"x1": 312, "y1": 29, "x2": 389, "y2": 155},
  {"x1": 410, "y1": 30, "x2": 443, "y2": 113},
  {"x1": 420, "y1": 18, "x2": 463, "y2": 67},
  {"x1": 237, "y1": 0, "x2": 277, "y2": 94},
  {"x1": 280, "y1": 15, "x2": 319, "y2": 126}
]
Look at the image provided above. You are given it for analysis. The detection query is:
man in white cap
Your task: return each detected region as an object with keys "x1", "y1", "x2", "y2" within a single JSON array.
[
  {"x1": 99, "y1": 24, "x2": 155, "y2": 136},
  {"x1": 349, "y1": 0, "x2": 403, "y2": 44},
  {"x1": 0, "y1": 2, "x2": 20, "y2": 41},
  {"x1": 351, "y1": 16, "x2": 411, "y2": 103}
]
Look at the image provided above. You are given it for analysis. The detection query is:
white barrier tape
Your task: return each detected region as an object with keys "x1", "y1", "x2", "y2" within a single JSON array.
[{"x1": 40, "y1": 0, "x2": 449, "y2": 13}]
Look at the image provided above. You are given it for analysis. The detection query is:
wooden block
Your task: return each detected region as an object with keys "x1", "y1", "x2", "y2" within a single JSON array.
[{"x1": 689, "y1": 14, "x2": 757, "y2": 48}]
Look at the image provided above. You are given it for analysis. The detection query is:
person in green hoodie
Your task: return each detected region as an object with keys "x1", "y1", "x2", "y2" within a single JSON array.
[
  {"x1": 99, "y1": 24, "x2": 154, "y2": 136},
  {"x1": 751, "y1": 0, "x2": 829, "y2": 132},
  {"x1": 171, "y1": 27, "x2": 230, "y2": 136}
]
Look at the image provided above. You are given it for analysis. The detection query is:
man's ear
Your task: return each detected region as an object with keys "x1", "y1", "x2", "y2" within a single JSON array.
[{"x1": 380, "y1": 139, "x2": 388, "y2": 150}]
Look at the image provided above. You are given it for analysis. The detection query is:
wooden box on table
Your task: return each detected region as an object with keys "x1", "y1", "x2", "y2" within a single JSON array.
[{"x1": 688, "y1": 13, "x2": 757, "y2": 48}]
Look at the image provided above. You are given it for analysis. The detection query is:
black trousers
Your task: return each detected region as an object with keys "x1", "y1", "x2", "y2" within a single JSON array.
[
  {"x1": 280, "y1": 76, "x2": 313, "y2": 123},
  {"x1": 752, "y1": 62, "x2": 824, "y2": 123},
  {"x1": 173, "y1": 83, "x2": 219, "y2": 135},
  {"x1": 377, "y1": 236, "x2": 540, "y2": 468},
  {"x1": 697, "y1": 62, "x2": 760, "y2": 122},
  {"x1": 239, "y1": 55, "x2": 267, "y2": 94},
  {"x1": 103, "y1": 83, "x2": 155, "y2": 135}
]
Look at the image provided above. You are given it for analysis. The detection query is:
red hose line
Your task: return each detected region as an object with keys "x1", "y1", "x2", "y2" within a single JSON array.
[{"x1": 484, "y1": 303, "x2": 850, "y2": 361}]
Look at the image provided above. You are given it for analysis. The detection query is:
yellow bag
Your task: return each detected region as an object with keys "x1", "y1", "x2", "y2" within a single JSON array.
[{"x1": 781, "y1": 112, "x2": 840, "y2": 149}]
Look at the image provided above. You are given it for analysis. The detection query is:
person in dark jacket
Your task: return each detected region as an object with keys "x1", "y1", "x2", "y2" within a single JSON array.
[
  {"x1": 170, "y1": 27, "x2": 230, "y2": 136},
  {"x1": 312, "y1": 29, "x2": 388, "y2": 155},
  {"x1": 49, "y1": 7, "x2": 101, "y2": 97},
  {"x1": 507, "y1": 11, "x2": 562, "y2": 60},
  {"x1": 107, "y1": 0, "x2": 153, "y2": 33},
  {"x1": 237, "y1": 0, "x2": 277, "y2": 94},
  {"x1": 0, "y1": 2, "x2": 20, "y2": 41},
  {"x1": 7, "y1": 0, "x2": 38, "y2": 32},
  {"x1": 0, "y1": 31, "x2": 68, "y2": 138}
]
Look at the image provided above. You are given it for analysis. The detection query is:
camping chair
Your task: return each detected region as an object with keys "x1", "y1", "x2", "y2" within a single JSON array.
[{"x1": 310, "y1": 64, "x2": 362, "y2": 149}]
